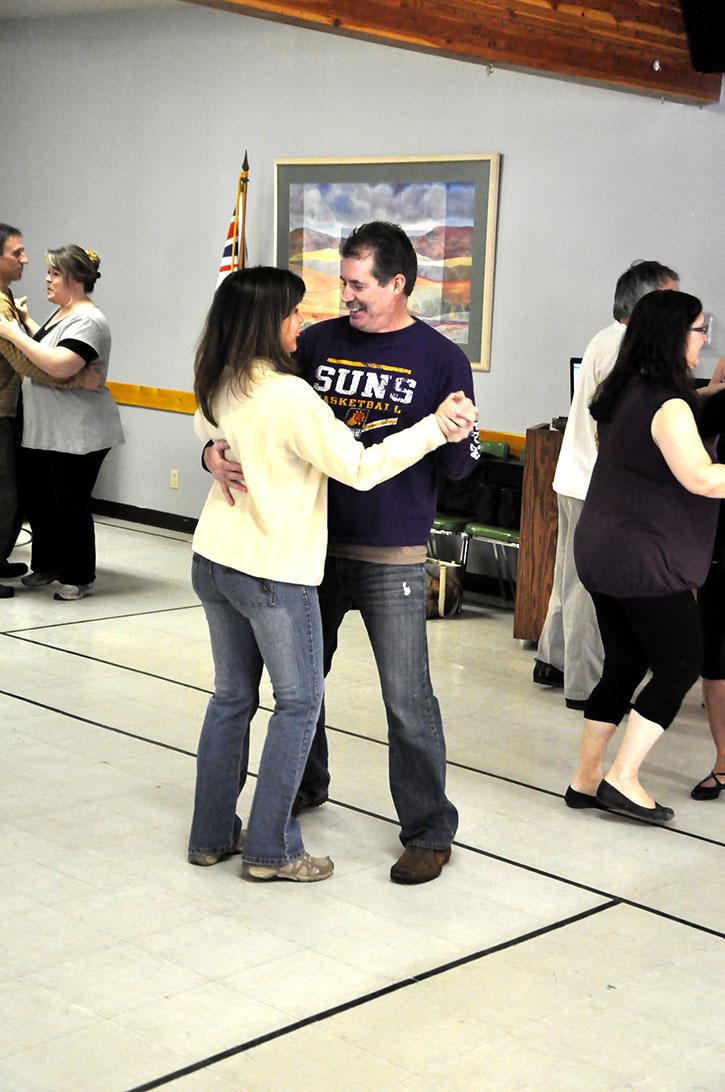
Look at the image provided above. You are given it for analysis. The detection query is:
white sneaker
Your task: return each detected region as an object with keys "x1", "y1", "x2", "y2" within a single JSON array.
[{"x1": 53, "y1": 583, "x2": 92, "y2": 601}]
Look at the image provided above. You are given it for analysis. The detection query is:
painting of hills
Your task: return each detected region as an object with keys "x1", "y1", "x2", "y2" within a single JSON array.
[{"x1": 287, "y1": 180, "x2": 475, "y2": 344}]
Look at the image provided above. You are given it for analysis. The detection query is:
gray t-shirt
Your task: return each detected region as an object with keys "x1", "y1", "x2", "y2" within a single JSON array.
[{"x1": 22, "y1": 305, "x2": 124, "y2": 455}]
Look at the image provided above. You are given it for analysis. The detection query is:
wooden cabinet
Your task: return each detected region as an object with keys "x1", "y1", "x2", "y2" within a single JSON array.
[{"x1": 513, "y1": 425, "x2": 563, "y2": 641}]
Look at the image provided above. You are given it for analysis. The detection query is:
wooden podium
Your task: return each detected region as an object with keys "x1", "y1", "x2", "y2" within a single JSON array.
[{"x1": 513, "y1": 424, "x2": 564, "y2": 641}]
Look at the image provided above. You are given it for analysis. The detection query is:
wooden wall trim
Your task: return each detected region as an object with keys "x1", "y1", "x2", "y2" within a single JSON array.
[
  {"x1": 106, "y1": 382, "x2": 196, "y2": 415},
  {"x1": 182, "y1": 0, "x2": 721, "y2": 104},
  {"x1": 106, "y1": 382, "x2": 527, "y2": 456}
]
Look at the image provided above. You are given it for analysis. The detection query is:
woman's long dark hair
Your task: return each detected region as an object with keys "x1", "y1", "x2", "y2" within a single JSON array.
[
  {"x1": 590, "y1": 289, "x2": 702, "y2": 423},
  {"x1": 194, "y1": 266, "x2": 305, "y2": 425}
]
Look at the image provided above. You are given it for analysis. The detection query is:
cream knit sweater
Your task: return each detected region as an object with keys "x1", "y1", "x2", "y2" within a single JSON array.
[{"x1": 192, "y1": 361, "x2": 446, "y2": 586}]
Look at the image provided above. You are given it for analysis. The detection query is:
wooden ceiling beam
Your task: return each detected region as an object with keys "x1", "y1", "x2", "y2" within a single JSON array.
[{"x1": 183, "y1": 0, "x2": 721, "y2": 104}]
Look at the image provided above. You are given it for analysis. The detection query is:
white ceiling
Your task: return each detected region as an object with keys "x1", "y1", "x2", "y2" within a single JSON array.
[{"x1": 1, "y1": 0, "x2": 178, "y2": 19}]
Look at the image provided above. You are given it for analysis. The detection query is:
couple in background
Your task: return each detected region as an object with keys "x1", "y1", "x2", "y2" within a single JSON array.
[{"x1": 0, "y1": 225, "x2": 122, "y2": 601}]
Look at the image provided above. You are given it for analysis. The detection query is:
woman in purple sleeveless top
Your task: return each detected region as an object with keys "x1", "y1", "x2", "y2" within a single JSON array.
[{"x1": 566, "y1": 290, "x2": 725, "y2": 824}]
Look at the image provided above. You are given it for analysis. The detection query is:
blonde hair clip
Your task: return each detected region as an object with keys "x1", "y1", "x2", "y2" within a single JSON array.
[{"x1": 85, "y1": 248, "x2": 100, "y2": 265}]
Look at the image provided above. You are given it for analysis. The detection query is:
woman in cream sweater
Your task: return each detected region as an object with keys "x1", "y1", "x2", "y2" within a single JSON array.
[{"x1": 188, "y1": 266, "x2": 475, "y2": 883}]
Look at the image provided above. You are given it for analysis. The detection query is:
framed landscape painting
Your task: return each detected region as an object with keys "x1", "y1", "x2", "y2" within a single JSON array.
[{"x1": 275, "y1": 155, "x2": 500, "y2": 371}]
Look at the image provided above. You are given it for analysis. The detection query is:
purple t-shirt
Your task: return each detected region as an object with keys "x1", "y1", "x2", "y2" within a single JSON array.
[
  {"x1": 296, "y1": 316, "x2": 479, "y2": 548},
  {"x1": 574, "y1": 378, "x2": 718, "y2": 597}
]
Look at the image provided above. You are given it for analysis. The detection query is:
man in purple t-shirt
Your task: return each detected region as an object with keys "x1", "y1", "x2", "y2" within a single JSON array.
[{"x1": 207, "y1": 222, "x2": 479, "y2": 883}]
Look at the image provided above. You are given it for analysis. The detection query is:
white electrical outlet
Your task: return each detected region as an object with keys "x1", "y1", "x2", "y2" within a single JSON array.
[{"x1": 169, "y1": 469, "x2": 179, "y2": 489}]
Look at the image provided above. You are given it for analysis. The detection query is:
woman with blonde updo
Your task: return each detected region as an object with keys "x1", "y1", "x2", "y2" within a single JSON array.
[{"x1": 0, "y1": 245, "x2": 123, "y2": 600}]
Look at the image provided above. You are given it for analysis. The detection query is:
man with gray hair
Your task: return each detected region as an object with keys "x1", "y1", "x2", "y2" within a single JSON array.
[{"x1": 534, "y1": 260, "x2": 679, "y2": 711}]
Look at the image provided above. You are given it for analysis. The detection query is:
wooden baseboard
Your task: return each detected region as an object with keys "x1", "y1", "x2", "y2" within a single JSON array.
[{"x1": 92, "y1": 498, "x2": 197, "y2": 535}]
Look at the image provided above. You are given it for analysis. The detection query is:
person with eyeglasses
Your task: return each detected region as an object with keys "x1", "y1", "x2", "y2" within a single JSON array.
[
  {"x1": 566, "y1": 290, "x2": 725, "y2": 824},
  {"x1": 534, "y1": 261, "x2": 679, "y2": 711}
]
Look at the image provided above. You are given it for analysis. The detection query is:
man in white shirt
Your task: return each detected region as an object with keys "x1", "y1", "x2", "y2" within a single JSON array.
[{"x1": 535, "y1": 261, "x2": 679, "y2": 708}]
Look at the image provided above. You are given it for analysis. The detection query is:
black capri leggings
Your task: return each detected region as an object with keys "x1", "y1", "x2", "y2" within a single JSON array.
[{"x1": 585, "y1": 590, "x2": 701, "y2": 730}]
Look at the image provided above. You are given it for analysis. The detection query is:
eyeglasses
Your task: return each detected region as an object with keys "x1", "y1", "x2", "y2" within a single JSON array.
[{"x1": 690, "y1": 325, "x2": 709, "y2": 336}]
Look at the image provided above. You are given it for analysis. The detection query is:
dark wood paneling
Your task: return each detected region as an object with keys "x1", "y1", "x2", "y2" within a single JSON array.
[
  {"x1": 513, "y1": 425, "x2": 564, "y2": 643},
  {"x1": 184, "y1": 0, "x2": 721, "y2": 103}
]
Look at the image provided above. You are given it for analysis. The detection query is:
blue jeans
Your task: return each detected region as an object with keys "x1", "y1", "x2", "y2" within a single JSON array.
[
  {"x1": 189, "y1": 554, "x2": 323, "y2": 865},
  {"x1": 299, "y1": 557, "x2": 458, "y2": 849}
]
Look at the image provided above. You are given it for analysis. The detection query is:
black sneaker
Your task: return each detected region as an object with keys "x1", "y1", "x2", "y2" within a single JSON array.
[
  {"x1": 533, "y1": 660, "x2": 564, "y2": 687},
  {"x1": 291, "y1": 790, "x2": 328, "y2": 818},
  {"x1": 0, "y1": 561, "x2": 28, "y2": 579}
]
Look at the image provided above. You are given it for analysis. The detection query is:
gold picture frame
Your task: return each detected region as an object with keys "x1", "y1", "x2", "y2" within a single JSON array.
[{"x1": 275, "y1": 154, "x2": 500, "y2": 371}]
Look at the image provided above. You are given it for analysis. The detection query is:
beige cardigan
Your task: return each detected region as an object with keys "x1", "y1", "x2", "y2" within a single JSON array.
[{"x1": 192, "y1": 361, "x2": 445, "y2": 586}]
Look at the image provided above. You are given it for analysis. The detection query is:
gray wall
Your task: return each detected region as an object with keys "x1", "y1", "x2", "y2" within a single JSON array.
[{"x1": 1, "y1": 3, "x2": 724, "y2": 518}]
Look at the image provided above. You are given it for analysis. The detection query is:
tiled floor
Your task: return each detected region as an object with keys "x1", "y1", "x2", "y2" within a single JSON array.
[{"x1": 0, "y1": 517, "x2": 723, "y2": 1091}]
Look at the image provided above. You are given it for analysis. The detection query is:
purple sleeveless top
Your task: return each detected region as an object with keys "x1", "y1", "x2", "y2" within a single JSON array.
[{"x1": 574, "y1": 378, "x2": 718, "y2": 597}]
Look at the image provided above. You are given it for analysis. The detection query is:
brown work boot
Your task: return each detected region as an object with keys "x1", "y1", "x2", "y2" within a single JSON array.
[{"x1": 390, "y1": 845, "x2": 451, "y2": 885}]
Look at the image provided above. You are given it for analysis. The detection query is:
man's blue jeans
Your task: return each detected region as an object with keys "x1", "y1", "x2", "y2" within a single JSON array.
[
  {"x1": 299, "y1": 557, "x2": 458, "y2": 850},
  {"x1": 189, "y1": 554, "x2": 323, "y2": 865}
]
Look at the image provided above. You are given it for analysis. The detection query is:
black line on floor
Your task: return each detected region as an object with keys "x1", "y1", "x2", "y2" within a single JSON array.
[
  {"x1": 2, "y1": 602, "x2": 200, "y2": 636},
  {"x1": 0, "y1": 690, "x2": 197, "y2": 759},
  {"x1": 3, "y1": 683, "x2": 723, "y2": 942},
  {"x1": 124, "y1": 900, "x2": 618, "y2": 1092},
  {"x1": 4, "y1": 631, "x2": 725, "y2": 855},
  {"x1": 4, "y1": 634, "x2": 214, "y2": 694},
  {"x1": 450, "y1": 837, "x2": 725, "y2": 940}
]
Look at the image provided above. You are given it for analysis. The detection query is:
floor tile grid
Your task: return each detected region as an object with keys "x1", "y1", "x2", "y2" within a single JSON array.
[
  {"x1": 0, "y1": 669, "x2": 720, "y2": 948},
  {"x1": 5, "y1": 622, "x2": 725, "y2": 854},
  {"x1": 2, "y1": 628, "x2": 725, "y2": 942},
  {"x1": 3, "y1": 633, "x2": 725, "y2": 940},
  {"x1": 2, "y1": 520, "x2": 724, "y2": 1090},
  {"x1": 2, "y1": 672, "x2": 720, "y2": 1092},
  {"x1": 114, "y1": 899, "x2": 620, "y2": 1092}
]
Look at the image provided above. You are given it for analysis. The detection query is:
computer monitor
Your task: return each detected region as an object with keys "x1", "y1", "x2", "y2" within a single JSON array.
[{"x1": 569, "y1": 357, "x2": 582, "y2": 401}]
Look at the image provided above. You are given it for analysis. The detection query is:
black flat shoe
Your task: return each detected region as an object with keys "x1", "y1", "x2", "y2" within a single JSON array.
[
  {"x1": 0, "y1": 584, "x2": 14, "y2": 599},
  {"x1": 691, "y1": 771, "x2": 725, "y2": 801},
  {"x1": 533, "y1": 660, "x2": 564, "y2": 687},
  {"x1": 564, "y1": 785, "x2": 599, "y2": 809},
  {"x1": 596, "y1": 779, "x2": 674, "y2": 824}
]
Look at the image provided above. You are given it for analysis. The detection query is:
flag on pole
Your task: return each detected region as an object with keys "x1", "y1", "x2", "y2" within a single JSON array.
[
  {"x1": 216, "y1": 151, "x2": 250, "y2": 287},
  {"x1": 217, "y1": 211, "x2": 240, "y2": 284}
]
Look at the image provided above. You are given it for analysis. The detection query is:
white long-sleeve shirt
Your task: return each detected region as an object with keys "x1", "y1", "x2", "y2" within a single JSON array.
[{"x1": 553, "y1": 321, "x2": 625, "y2": 501}]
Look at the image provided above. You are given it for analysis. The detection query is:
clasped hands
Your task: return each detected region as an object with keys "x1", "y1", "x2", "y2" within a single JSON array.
[
  {"x1": 204, "y1": 391, "x2": 478, "y2": 508},
  {"x1": 434, "y1": 391, "x2": 477, "y2": 441}
]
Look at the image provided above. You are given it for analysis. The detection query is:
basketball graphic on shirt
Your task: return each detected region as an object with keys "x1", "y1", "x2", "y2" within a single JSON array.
[{"x1": 345, "y1": 407, "x2": 369, "y2": 437}]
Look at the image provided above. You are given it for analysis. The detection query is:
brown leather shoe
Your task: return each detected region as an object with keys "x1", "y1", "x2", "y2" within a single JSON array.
[{"x1": 390, "y1": 845, "x2": 452, "y2": 884}]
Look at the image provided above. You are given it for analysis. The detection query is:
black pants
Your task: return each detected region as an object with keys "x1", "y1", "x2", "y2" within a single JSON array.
[
  {"x1": 585, "y1": 590, "x2": 701, "y2": 730},
  {"x1": 22, "y1": 447, "x2": 109, "y2": 586},
  {"x1": 0, "y1": 417, "x2": 22, "y2": 562},
  {"x1": 699, "y1": 556, "x2": 725, "y2": 680}
]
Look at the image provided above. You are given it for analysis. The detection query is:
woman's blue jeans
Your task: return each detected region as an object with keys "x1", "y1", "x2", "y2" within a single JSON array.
[{"x1": 189, "y1": 554, "x2": 323, "y2": 865}]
